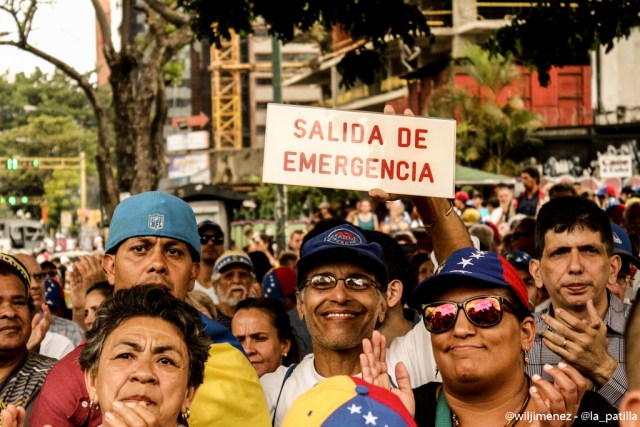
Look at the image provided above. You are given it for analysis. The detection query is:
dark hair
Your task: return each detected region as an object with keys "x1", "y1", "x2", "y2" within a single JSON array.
[
  {"x1": 535, "y1": 196, "x2": 613, "y2": 259},
  {"x1": 548, "y1": 183, "x2": 577, "y2": 199},
  {"x1": 249, "y1": 251, "x2": 272, "y2": 284},
  {"x1": 278, "y1": 250, "x2": 298, "y2": 267},
  {"x1": 521, "y1": 166, "x2": 541, "y2": 184},
  {"x1": 40, "y1": 261, "x2": 57, "y2": 271},
  {"x1": 86, "y1": 281, "x2": 114, "y2": 299},
  {"x1": 234, "y1": 297, "x2": 300, "y2": 365},
  {"x1": 362, "y1": 230, "x2": 411, "y2": 303},
  {"x1": 78, "y1": 285, "x2": 210, "y2": 388}
]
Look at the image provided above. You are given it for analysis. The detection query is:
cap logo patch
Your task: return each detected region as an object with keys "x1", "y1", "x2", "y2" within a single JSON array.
[
  {"x1": 148, "y1": 213, "x2": 165, "y2": 231},
  {"x1": 325, "y1": 228, "x2": 363, "y2": 246},
  {"x1": 613, "y1": 232, "x2": 622, "y2": 245}
]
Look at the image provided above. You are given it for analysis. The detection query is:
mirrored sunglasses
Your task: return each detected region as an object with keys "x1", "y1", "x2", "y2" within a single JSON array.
[{"x1": 421, "y1": 295, "x2": 517, "y2": 333}]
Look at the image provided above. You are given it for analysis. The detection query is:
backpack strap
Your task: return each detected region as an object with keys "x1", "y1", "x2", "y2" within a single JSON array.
[{"x1": 271, "y1": 363, "x2": 298, "y2": 426}]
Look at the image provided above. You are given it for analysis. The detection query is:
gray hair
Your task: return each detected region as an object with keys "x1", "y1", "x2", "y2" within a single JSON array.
[{"x1": 78, "y1": 285, "x2": 211, "y2": 388}]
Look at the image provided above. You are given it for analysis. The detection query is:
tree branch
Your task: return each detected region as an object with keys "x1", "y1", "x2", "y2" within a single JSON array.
[
  {"x1": 90, "y1": 0, "x2": 116, "y2": 63},
  {"x1": 144, "y1": 0, "x2": 189, "y2": 26}
]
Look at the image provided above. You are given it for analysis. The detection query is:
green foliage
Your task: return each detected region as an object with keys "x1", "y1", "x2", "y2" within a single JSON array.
[
  {"x1": 484, "y1": 0, "x2": 640, "y2": 86},
  {"x1": 43, "y1": 169, "x2": 81, "y2": 231},
  {"x1": 0, "y1": 71, "x2": 98, "y2": 227},
  {"x1": 425, "y1": 45, "x2": 543, "y2": 176},
  {"x1": 179, "y1": 0, "x2": 432, "y2": 88},
  {"x1": 234, "y1": 181, "x2": 363, "y2": 221}
]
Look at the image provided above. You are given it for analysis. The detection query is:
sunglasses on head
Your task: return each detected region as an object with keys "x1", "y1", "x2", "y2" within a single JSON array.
[
  {"x1": 200, "y1": 235, "x2": 224, "y2": 245},
  {"x1": 421, "y1": 295, "x2": 517, "y2": 333}
]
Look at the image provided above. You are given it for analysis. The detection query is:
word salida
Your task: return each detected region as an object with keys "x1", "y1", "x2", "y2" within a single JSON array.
[
  {"x1": 285, "y1": 118, "x2": 433, "y2": 183},
  {"x1": 292, "y1": 118, "x2": 428, "y2": 148}
]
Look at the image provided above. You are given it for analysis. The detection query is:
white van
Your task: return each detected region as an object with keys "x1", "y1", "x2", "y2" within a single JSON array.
[{"x1": 0, "y1": 219, "x2": 46, "y2": 253}]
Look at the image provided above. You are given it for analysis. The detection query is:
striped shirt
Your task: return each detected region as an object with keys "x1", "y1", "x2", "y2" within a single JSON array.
[{"x1": 525, "y1": 292, "x2": 630, "y2": 408}]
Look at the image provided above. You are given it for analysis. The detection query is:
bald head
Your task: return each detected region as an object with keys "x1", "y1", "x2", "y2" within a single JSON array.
[{"x1": 13, "y1": 253, "x2": 45, "y2": 307}]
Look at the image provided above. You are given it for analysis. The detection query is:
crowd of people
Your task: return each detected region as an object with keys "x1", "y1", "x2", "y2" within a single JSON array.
[{"x1": 3, "y1": 107, "x2": 640, "y2": 426}]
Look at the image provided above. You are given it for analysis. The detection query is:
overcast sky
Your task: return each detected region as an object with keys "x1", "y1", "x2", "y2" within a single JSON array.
[{"x1": 0, "y1": 0, "x2": 96, "y2": 76}]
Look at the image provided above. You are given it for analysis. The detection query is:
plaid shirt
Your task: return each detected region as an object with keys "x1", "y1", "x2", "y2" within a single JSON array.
[
  {"x1": 49, "y1": 315, "x2": 84, "y2": 347},
  {"x1": 525, "y1": 292, "x2": 630, "y2": 408}
]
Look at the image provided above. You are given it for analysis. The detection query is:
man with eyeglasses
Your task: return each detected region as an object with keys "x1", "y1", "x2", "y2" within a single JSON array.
[
  {"x1": 260, "y1": 217, "x2": 469, "y2": 425},
  {"x1": 194, "y1": 220, "x2": 225, "y2": 304}
]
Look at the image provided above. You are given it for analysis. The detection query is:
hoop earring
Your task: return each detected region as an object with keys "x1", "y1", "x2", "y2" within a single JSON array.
[{"x1": 182, "y1": 407, "x2": 190, "y2": 421}]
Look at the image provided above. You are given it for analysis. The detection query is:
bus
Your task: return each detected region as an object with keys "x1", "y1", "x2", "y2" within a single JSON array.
[{"x1": 0, "y1": 219, "x2": 46, "y2": 253}]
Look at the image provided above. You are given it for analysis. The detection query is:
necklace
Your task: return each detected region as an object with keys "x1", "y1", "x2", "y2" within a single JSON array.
[{"x1": 450, "y1": 377, "x2": 531, "y2": 427}]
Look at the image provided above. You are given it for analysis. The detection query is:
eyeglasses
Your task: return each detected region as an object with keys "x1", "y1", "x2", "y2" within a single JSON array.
[
  {"x1": 421, "y1": 296, "x2": 517, "y2": 333},
  {"x1": 34, "y1": 271, "x2": 58, "y2": 281},
  {"x1": 617, "y1": 274, "x2": 632, "y2": 286},
  {"x1": 305, "y1": 274, "x2": 379, "y2": 291},
  {"x1": 200, "y1": 235, "x2": 224, "y2": 245}
]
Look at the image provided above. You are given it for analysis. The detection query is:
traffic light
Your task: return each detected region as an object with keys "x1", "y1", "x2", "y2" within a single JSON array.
[
  {"x1": 8, "y1": 196, "x2": 16, "y2": 205},
  {"x1": 20, "y1": 196, "x2": 28, "y2": 204},
  {"x1": 32, "y1": 159, "x2": 40, "y2": 168},
  {"x1": 6, "y1": 158, "x2": 18, "y2": 170}
]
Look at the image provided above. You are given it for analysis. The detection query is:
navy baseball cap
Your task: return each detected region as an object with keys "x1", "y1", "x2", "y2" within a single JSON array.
[
  {"x1": 296, "y1": 224, "x2": 388, "y2": 291},
  {"x1": 214, "y1": 250, "x2": 254, "y2": 274},
  {"x1": 412, "y1": 247, "x2": 529, "y2": 314},
  {"x1": 501, "y1": 250, "x2": 532, "y2": 271},
  {"x1": 611, "y1": 223, "x2": 640, "y2": 268},
  {"x1": 105, "y1": 191, "x2": 201, "y2": 261}
]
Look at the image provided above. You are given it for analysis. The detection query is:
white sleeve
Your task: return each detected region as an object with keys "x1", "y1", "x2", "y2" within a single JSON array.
[
  {"x1": 386, "y1": 321, "x2": 438, "y2": 388},
  {"x1": 260, "y1": 364, "x2": 288, "y2": 418}
]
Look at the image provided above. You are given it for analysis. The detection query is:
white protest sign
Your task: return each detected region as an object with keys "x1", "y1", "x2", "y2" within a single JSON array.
[
  {"x1": 262, "y1": 104, "x2": 457, "y2": 198},
  {"x1": 599, "y1": 154, "x2": 632, "y2": 179}
]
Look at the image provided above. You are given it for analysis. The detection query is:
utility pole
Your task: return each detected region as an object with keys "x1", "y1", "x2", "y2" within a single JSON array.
[{"x1": 272, "y1": 35, "x2": 288, "y2": 254}]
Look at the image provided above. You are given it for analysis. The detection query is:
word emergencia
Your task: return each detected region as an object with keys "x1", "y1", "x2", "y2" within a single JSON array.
[{"x1": 262, "y1": 104, "x2": 456, "y2": 198}]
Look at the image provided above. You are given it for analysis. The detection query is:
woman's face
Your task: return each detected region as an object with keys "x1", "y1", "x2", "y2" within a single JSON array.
[
  {"x1": 84, "y1": 290, "x2": 108, "y2": 330},
  {"x1": 417, "y1": 259, "x2": 435, "y2": 283},
  {"x1": 429, "y1": 286, "x2": 534, "y2": 391},
  {"x1": 231, "y1": 308, "x2": 290, "y2": 378},
  {"x1": 85, "y1": 317, "x2": 195, "y2": 426}
]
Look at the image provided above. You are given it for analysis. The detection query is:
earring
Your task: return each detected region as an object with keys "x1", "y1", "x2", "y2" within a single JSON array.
[
  {"x1": 283, "y1": 352, "x2": 288, "y2": 358},
  {"x1": 182, "y1": 407, "x2": 190, "y2": 421}
]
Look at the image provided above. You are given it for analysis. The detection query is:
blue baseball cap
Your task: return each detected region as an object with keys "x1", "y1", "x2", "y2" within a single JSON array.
[
  {"x1": 213, "y1": 250, "x2": 254, "y2": 274},
  {"x1": 296, "y1": 224, "x2": 388, "y2": 290},
  {"x1": 105, "y1": 191, "x2": 201, "y2": 261},
  {"x1": 611, "y1": 223, "x2": 640, "y2": 268},
  {"x1": 501, "y1": 250, "x2": 532, "y2": 271},
  {"x1": 411, "y1": 247, "x2": 529, "y2": 314}
]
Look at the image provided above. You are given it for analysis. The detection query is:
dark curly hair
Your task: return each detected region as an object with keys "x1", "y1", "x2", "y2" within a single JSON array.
[{"x1": 78, "y1": 285, "x2": 211, "y2": 388}]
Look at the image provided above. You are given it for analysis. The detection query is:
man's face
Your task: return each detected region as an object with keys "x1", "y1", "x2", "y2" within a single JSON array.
[
  {"x1": 521, "y1": 173, "x2": 536, "y2": 190},
  {"x1": 530, "y1": 227, "x2": 617, "y2": 313},
  {"x1": 0, "y1": 274, "x2": 32, "y2": 354},
  {"x1": 215, "y1": 265, "x2": 253, "y2": 308},
  {"x1": 296, "y1": 261, "x2": 386, "y2": 352},
  {"x1": 102, "y1": 236, "x2": 199, "y2": 301},
  {"x1": 199, "y1": 228, "x2": 224, "y2": 264},
  {"x1": 498, "y1": 188, "x2": 512, "y2": 204},
  {"x1": 14, "y1": 254, "x2": 45, "y2": 307}
]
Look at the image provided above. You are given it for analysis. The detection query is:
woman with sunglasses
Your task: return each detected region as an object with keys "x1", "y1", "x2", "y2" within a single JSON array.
[{"x1": 362, "y1": 247, "x2": 618, "y2": 426}]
